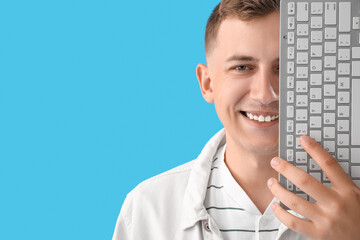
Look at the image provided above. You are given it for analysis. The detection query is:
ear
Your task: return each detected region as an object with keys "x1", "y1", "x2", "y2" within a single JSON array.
[{"x1": 196, "y1": 63, "x2": 214, "y2": 103}]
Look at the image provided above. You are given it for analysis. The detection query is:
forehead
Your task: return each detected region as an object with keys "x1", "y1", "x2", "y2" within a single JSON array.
[{"x1": 210, "y1": 12, "x2": 280, "y2": 63}]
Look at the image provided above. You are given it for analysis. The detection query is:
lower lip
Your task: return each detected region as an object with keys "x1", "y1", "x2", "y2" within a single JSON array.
[{"x1": 240, "y1": 112, "x2": 279, "y2": 128}]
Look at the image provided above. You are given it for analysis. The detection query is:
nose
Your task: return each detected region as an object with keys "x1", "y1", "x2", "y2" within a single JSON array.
[{"x1": 249, "y1": 67, "x2": 279, "y2": 105}]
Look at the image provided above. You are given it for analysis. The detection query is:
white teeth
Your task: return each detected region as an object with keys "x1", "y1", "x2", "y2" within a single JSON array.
[{"x1": 243, "y1": 112, "x2": 279, "y2": 122}]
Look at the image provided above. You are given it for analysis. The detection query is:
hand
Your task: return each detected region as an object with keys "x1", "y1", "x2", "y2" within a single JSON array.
[{"x1": 267, "y1": 135, "x2": 360, "y2": 240}]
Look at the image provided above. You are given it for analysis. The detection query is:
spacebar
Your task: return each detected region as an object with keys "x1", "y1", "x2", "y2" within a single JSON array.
[{"x1": 352, "y1": 79, "x2": 360, "y2": 145}]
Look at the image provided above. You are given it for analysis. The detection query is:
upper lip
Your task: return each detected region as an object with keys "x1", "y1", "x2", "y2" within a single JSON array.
[{"x1": 240, "y1": 110, "x2": 279, "y2": 116}]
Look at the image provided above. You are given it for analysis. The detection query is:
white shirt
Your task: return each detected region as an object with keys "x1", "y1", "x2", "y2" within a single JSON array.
[
  {"x1": 112, "y1": 128, "x2": 307, "y2": 240},
  {"x1": 205, "y1": 143, "x2": 282, "y2": 240}
]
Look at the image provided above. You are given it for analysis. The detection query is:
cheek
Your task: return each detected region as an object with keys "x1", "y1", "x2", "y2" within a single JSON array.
[{"x1": 215, "y1": 83, "x2": 248, "y2": 114}]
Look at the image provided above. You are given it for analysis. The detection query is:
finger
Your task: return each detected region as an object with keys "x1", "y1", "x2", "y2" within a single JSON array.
[
  {"x1": 270, "y1": 157, "x2": 334, "y2": 203},
  {"x1": 268, "y1": 177, "x2": 319, "y2": 220},
  {"x1": 271, "y1": 202, "x2": 315, "y2": 238},
  {"x1": 299, "y1": 135, "x2": 352, "y2": 187}
]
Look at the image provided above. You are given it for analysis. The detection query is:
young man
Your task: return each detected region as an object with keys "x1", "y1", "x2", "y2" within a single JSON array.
[{"x1": 113, "y1": 0, "x2": 360, "y2": 239}]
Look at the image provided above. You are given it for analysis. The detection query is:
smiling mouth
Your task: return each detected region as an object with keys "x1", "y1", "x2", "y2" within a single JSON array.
[{"x1": 240, "y1": 111, "x2": 279, "y2": 122}]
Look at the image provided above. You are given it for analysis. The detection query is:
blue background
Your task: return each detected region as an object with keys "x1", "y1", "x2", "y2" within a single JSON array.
[{"x1": 0, "y1": 0, "x2": 223, "y2": 239}]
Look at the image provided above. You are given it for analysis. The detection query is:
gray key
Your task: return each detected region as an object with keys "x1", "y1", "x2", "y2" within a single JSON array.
[{"x1": 352, "y1": 80, "x2": 360, "y2": 145}]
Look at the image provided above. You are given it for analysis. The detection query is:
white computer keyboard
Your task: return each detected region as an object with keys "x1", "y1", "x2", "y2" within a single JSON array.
[{"x1": 279, "y1": 0, "x2": 360, "y2": 202}]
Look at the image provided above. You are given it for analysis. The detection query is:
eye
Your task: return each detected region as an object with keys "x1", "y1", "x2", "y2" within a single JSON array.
[{"x1": 234, "y1": 65, "x2": 251, "y2": 71}]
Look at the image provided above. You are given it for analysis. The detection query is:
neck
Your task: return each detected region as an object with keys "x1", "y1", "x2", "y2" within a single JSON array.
[{"x1": 224, "y1": 135, "x2": 278, "y2": 214}]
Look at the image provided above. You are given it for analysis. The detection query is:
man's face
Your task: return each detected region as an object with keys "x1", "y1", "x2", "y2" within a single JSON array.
[{"x1": 201, "y1": 12, "x2": 280, "y2": 156}]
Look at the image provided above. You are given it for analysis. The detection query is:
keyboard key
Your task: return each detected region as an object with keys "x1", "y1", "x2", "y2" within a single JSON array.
[
  {"x1": 311, "y1": 31, "x2": 322, "y2": 43},
  {"x1": 287, "y1": 179, "x2": 294, "y2": 191},
  {"x1": 324, "y1": 70, "x2": 335, "y2": 82},
  {"x1": 338, "y1": 134, "x2": 349, "y2": 146},
  {"x1": 310, "y1": 158, "x2": 321, "y2": 170},
  {"x1": 324, "y1": 113, "x2": 335, "y2": 124},
  {"x1": 325, "y1": 28, "x2": 336, "y2": 39},
  {"x1": 338, "y1": 49, "x2": 350, "y2": 60},
  {"x1": 352, "y1": 61, "x2": 360, "y2": 76},
  {"x1": 338, "y1": 92, "x2": 350, "y2": 103},
  {"x1": 324, "y1": 84, "x2": 335, "y2": 96},
  {"x1": 324, "y1": 56, "x2": 336, "y2": 68},
  {"x1": 338, "y1": 120, "x2": 349, "y2": 131},
  {"x1": 288, "y1": 62, "x2": 294, "y2": 73},
  {"x1": 296, "y1": 123, "x2": 307, "y2": 135},
  {"x1": 288, "y1": 47, "x2": 295, "y2": 59},
  {"x1": 297, "y1": 38, "x2": 308, "y2": 50},
  {"x1": 311, "y1": 2, "x2": 323, "y2": 14},
  {"x1": 324, "y1": 127, "x2": 335, "y2": 138},
  {"x1": 311, "y1": 17, "x2": 322, "y2": 29},
  {"x1": 288, "y1": 32, "x2": 295, "y2": 44},
  {"x1": 310, "y1": 59, "x2": 322, "y2": 71},
  {"x1": 338, "y1": 63, "x2": 350, "y2": 75},
  {"x1": 287, "y1": 120, "x2": 294, "y2": 132},
  {"x1": 338, "y1": 148, "x2": 349, "y2": 160},
  {"x1": 287, "y1": 135, "x2": 294, "y2": 147},
  {"x1": 310, "y1": 116, "x2": 321, "y2": 128},
  {"x1": 296, "y1": 67, "x2": 308, "y2": 78},
  {"x1": 310, "y1": 88, "x2": 322, "y2": 99},
  {"x1": 310, "y1": 102, "x2": 321, "y2": 114},
  {"x1": 288, "y1": 17, "x2": 295, "y2": 29},
  {"x1": 296, "y1": 151, "x2": 307, "y2": 163},
  {"x1": 352, "y1": 47, "x2": 360, "y2": 59},
  {"x1": 310, "y1": 172, "x2": 321, "y2": 182},
  {"x1": 324, "y1": 42, "x2": 336, "y2": 54},
  {"x1": 287, "y1": 106, "x2": 294, "y2": 118},
  {"x1": 296, "y1": 95, "x2": 308, "y2": 107},
  {"x1": 353, "y1": 17, "x2": 360, "y2": 29},
  {"x1": 296, "y1": 52, "x2": 308, "y2": 64},
  {"x1": 339, "y1": 2, "x2": 351, "y2": 32},
  {"x1": 338, "y1": 106, "x2": 350, "y2": 118},
  {"x1": 351, "y1": 166, "x2": 360, "y2": 178},
  {"x1": 287, "y1": 149, "x2": 294, "y2": 162},
  {"x1": 296, "y1": 137, "x2": 302, "y2": 149},
  {"x1": 323, "y1": 141, "x2": 335, "y2": 152},
  {"x1": 296, "y1": 81, "x2": 308, "y2": 92},
  {"x1": 324, "y1": 99, "x2": 335, "y2": 110},
  {"x1": 287, "y1": 91, "x2": 294, "y2": 103},
  {"x1": 287, "y1": 76, "x2": 294, "y2": 88},
  {"x1": 310, "y1": 74, "x2": 322, "y2": 85},
  {"x1": 351, "y1": 148, "x2": 360, "y2": 163},
  {"x1": 311, "y1": 45, "x2": 322, "y2": 57},
  {"x1": 338, "y1": 77, "x2": 350, "y2": 89},
  {"x1": 352, "y1": 80, "x2": 360, "y2": 145},
  {"x1": 288, "y1": 2, "x2": 295, "y2": 15},
  {"x1": 339, "y1": 34, "x2": 350, "y2": 46},
  {"x1": 296, "y1": 109, "x2": 308, "y2": 121},
  {"x1": 297, "y1": 24, "x2": 309, "y2": 35},
  {"x1": 339, "y1": 162, "x2": 349, "y2": 174},
  {"x1": 325, "y1": 2, "x2": 337, "y2": 25},
  {"x1": 297, "y1": 2, "x2": 309, "y2": 22},
  {"x1": 310, "y1": 130, "x2": 322, "y2": 142}
]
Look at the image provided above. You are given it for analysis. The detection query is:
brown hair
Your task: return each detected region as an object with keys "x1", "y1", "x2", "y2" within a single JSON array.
[{"x1": 205, "y1": 0, "x2": 280, "y2": 56}]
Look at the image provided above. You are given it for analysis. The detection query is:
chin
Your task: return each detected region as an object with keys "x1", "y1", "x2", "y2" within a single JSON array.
[{"x1": 246, "y1": 137, "x2": 279, "y2": 155}]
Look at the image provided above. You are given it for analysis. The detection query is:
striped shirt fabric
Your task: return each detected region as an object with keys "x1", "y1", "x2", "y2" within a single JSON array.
[{"x1": 204, "y1": 143, "x2": 282, "y2": 240}]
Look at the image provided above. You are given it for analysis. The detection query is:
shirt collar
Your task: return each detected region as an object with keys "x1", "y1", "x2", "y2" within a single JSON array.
[
  {"x1": 180, "y1": 128, "x2": 294, "y2": 236},
  {"x1": 181, "y1": 128, "x2": 226, "y2": 230}
]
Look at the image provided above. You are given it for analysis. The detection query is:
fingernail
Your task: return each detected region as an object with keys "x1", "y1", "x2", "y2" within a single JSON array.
[
  {"x1": 267, "y1": 178, "x2": 274, "y2": 187},
  {"x1": 271, "y1": 157, "x2": 280, "y2": 167},
  {"x1": 271, "y1": 202, "x2": 276, "y2": 210}
]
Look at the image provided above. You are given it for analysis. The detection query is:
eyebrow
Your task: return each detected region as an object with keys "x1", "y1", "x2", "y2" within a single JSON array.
[{"x1": 226, "y1": 55, "x2": 279, "y2": 63}]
